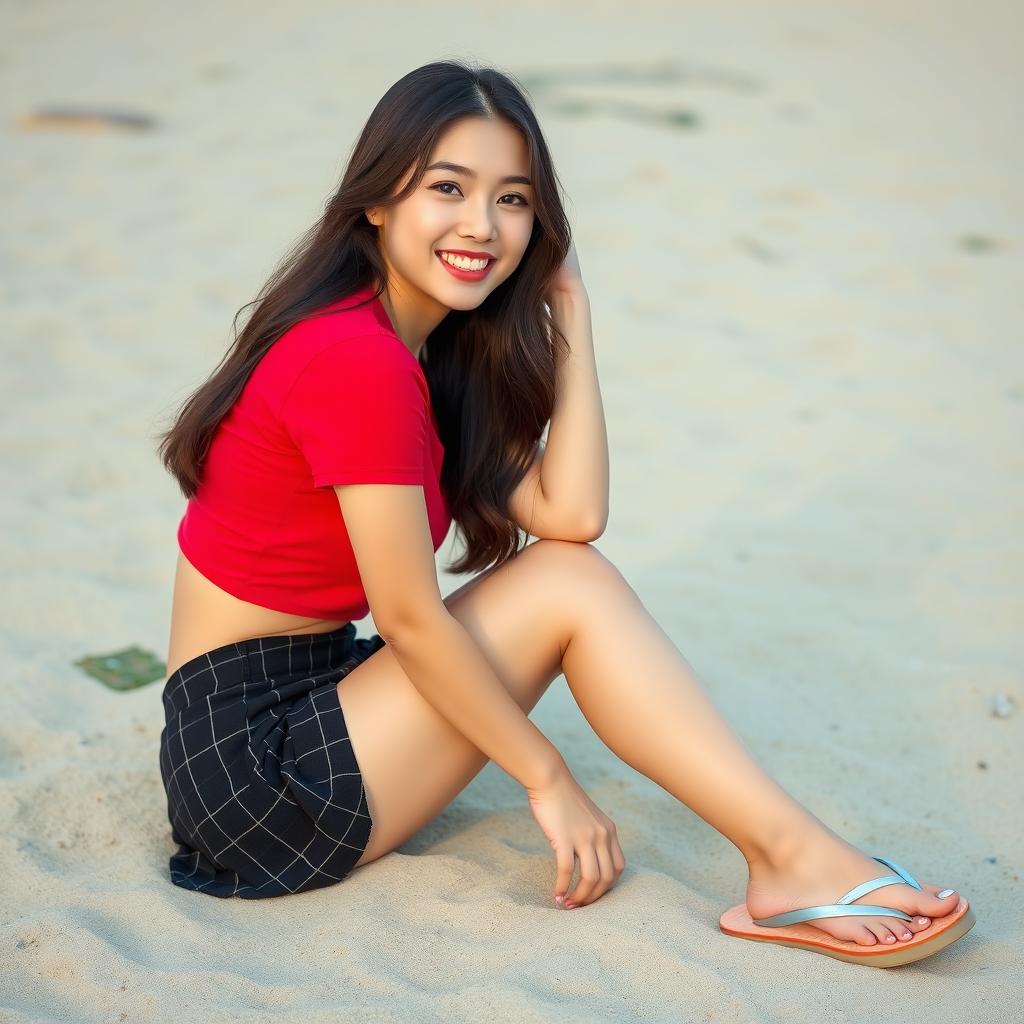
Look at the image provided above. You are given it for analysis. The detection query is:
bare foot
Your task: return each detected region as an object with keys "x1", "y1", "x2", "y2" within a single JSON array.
[{"x1": 746, "y1": 832, "x2": 962, "y2": 946}]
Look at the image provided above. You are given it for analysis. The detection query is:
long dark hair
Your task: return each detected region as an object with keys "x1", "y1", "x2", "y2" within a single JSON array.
[{"x1": 155, "y1": 59, "x2": 571, "y2": 575}]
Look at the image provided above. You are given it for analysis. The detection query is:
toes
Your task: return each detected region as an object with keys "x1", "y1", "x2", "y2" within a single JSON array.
[
  {"x1": 908, "y1": 914, "x2": 932, "y2": 932},
  {"x1": 880, "y1": 918, "x2": 915, "y2": 941},
  {"x1": 868, "y1": 922, "x2": 896, "y2": 944},
  {"x1": 854, "y1": 926, "x2": 877, "y2": 946},
  {"x1": 921, "y1": 886, "x2": 958, "y2": 916},
  {"x1": 878, "y1": 882, "x2": 957, "y2": 922},
  {"x1": 888, "y1": 922, "x2": 913, "y2": 942}
]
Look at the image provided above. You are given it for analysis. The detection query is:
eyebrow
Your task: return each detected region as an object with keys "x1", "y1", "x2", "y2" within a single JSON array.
[{"x1": 425, "y1": 161, "x2": 532, "y2": 187}]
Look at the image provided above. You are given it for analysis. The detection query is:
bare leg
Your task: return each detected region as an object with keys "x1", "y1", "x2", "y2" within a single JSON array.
[
  {"x1": 342, "y1": 539, "x2": 961, "y2": 946},
  {"x1": 558, "y1": 546, "x2": 962, "y2": 945}
]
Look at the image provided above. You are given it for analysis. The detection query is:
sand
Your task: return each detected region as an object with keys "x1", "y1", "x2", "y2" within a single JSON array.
[{"x1": 1, "y1": 0, "x2": 1020, "y2": 1020}]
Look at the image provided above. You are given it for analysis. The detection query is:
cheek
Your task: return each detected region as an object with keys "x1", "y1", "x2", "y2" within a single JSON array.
[
  {"x1": 386, "y1": 203, "x2": 450, "y2": 256},
  {"x1": 410, "y1": 204, "x2": 453, "y2": 245},
  {"x1": 514, "y1": 213, "x2": 535, "y2": 250}
]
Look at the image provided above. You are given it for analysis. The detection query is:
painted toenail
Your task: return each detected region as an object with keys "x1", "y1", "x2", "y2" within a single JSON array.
[
  {"x1": 917, "y1": 917, "x2": 930, "y2": 925},
  {"x1": 885, "y1": 935, "x2": 895, "y2": 943},
  {"x1": 901, "y1": 931, "x2": 912, "y2": 939},
  {"x1": 937, "y1": 888, "x2": 956, "y2": 898}
]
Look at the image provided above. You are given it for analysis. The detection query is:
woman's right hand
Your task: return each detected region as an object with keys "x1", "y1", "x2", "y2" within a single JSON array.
[{"x1": 526, "y1": 768, "x2": 625, "y2": 908}]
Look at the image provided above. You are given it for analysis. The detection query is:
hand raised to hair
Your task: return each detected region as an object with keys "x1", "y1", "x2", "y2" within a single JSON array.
[{"x1": 546, "y1": 238, "x2": 586, "y2": 304}]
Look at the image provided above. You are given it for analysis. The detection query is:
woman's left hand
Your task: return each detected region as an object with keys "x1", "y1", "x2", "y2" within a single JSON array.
[{"x1": 547, "y1": 238, "x2": 586, "y2": 303}]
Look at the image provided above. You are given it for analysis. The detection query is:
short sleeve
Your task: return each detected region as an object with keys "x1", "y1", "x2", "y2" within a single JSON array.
[{"x1": 281, "y1": 334, "x2": 429, "y2": 489}]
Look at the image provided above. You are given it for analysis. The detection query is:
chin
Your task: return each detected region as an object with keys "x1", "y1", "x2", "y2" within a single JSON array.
[
  {"x1": 435, "y1": 285, "x2": 493, "y2": 312},
  {"x1": 446, "y1": 291, "x2": 490, "y2": 309}
]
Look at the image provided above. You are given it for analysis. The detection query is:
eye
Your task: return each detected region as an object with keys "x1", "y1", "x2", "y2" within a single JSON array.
[{"x1": 429, "y1": 181, "x2": 530, "y2": 207}]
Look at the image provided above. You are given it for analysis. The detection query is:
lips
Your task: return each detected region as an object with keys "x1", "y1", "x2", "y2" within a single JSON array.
[
  {"x1": 435, "y1": 250, "x2": 496, "y2": 282},
  {"x1": 437, "y1": 249, "x2": 496, "y2": 260}
]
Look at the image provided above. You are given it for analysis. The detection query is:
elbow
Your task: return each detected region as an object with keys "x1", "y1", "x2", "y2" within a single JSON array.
[
  {"x1": 575, "y1": 509, "x2": 608, "y2": 542},
  {"x1": 375, "y1": 601, "x2": 451, "y2": 650}
]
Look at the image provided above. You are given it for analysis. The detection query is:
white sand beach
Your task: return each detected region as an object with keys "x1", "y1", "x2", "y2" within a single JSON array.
[{"x1": 1, "y1": 0, "x2": 1020, "y2": 1020}]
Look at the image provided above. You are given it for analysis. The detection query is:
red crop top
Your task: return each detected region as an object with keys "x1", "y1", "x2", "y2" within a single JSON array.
[{"x1": 177, "y1": 283, "x2": 451, "y2": 621}]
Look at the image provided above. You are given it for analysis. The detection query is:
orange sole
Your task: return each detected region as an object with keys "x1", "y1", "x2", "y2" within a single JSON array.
[{"x1": 719, "y1": 896, "x2": 975, "y2": 967}]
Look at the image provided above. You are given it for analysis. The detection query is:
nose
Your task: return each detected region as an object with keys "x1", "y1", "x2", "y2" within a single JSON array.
[{"x1": 458, "y1": 197, "x2": 497, "y2": 243}]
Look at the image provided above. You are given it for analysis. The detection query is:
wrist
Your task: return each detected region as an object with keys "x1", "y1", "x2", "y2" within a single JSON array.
[
  {"x1": 526, "y1": 750, "x2": 571, "y2": 793},
  {"x1": 549, "y1": 285, "x2": 590, "y2": 317}
]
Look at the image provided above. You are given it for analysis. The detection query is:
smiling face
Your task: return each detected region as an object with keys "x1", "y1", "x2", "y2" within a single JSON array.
[{"x1": 367, "y1": 116, "x2": 536, "y2": 341}]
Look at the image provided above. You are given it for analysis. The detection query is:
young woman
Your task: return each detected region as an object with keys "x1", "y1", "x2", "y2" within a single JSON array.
[{"x1": 156, "y1": 60, "x2": 973, "y2": 966}]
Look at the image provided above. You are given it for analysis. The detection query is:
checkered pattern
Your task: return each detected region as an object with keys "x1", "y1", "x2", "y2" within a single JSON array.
[{"x1": 158, "y1": 622, "x2": 386, "y2": 899}]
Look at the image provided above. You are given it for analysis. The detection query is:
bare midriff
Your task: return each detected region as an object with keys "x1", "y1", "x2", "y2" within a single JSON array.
[{"x1": 165, "y1": 549, "x2": 350, "y2": 680}]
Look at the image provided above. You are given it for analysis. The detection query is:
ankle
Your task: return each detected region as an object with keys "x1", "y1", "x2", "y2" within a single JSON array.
[{"x1": 745, "y1": 812, "x2": 837, "y2": 873}]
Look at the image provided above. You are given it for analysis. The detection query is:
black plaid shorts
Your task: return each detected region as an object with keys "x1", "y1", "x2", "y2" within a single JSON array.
[{"x1": 158, "y1": 621, "x2": 386, "y2": 899}]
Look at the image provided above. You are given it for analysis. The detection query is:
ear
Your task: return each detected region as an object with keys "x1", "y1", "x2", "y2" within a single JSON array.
[{"x1": 366, "y1": 209, "x2": 378, "y2": 227}]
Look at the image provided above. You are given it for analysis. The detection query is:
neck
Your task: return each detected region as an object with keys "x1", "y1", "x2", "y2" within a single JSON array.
[{"x1": 375, "y1": 278, "x2": 448, "y2": 360}]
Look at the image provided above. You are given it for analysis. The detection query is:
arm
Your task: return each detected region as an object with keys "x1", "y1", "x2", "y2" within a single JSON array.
[
  {"x1": 507, "y1": 284, "x2": 609, "y2": 540},
  {"x1": 287, "y1": 336, "x2": 564, "y2": 791},
  {"x1": 335, "y1": 482, "x2": 566, "y2": 792}
]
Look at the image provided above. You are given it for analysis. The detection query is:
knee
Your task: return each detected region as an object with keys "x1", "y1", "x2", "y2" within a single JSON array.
[{"x1": 521, "y1": 538, "x2": 633, "y2": 594}]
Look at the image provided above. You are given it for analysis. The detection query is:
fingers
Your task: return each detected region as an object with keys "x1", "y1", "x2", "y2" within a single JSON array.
[
  {"x1": 562, "y1": 826, "x2": 625, "y2": 909},
  {"x1": 590, "y1": 843, "x2": 617, "y2": 903},
  {"x1": 553, "y1": 846, "x2": 575, "y2": 905},
  {"x1": 566, "y1": 847, "x2": 601, "y2": 908},
  {"x1": 611, "y1": 833, "x2": 626, "y2": 874}
]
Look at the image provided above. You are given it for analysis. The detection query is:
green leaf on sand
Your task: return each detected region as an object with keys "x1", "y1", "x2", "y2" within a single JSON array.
[{"x1": 75, "y1": 646, "x2": 166, "y2": 691}]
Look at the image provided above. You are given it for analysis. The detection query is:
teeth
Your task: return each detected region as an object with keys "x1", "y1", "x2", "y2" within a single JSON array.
[{"x1": 440, "y1": 252, "x2": 489, "y2": 271}]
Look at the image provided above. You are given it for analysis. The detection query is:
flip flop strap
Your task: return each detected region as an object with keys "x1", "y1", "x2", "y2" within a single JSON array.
[
  {"x1": 752, "y1": 903, "x2": 916, "y2": 927},
  {"x1": 751, "y1": 856, "x2": 924, "y2": 928},
  {"x1": 838, "y1": 856, "x2": 923, "y2": 904}
]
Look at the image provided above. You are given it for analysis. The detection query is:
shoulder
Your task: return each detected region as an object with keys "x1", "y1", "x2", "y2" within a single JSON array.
[
  {"x1": 279, "y1": 329, "x2": 428, "y2": 415},
  {"x1": 298, "y1": 332, "x2": 425, "y2": 390},
  {"x1": 278, "y1": 295, "x2": 408, "y2": 361},
  {"x1": 271, "y1": 304, "x2": 424, "y2": 389},
  {"x1": 251, "y1": 288, "x2": 427, "y2": 412}
]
